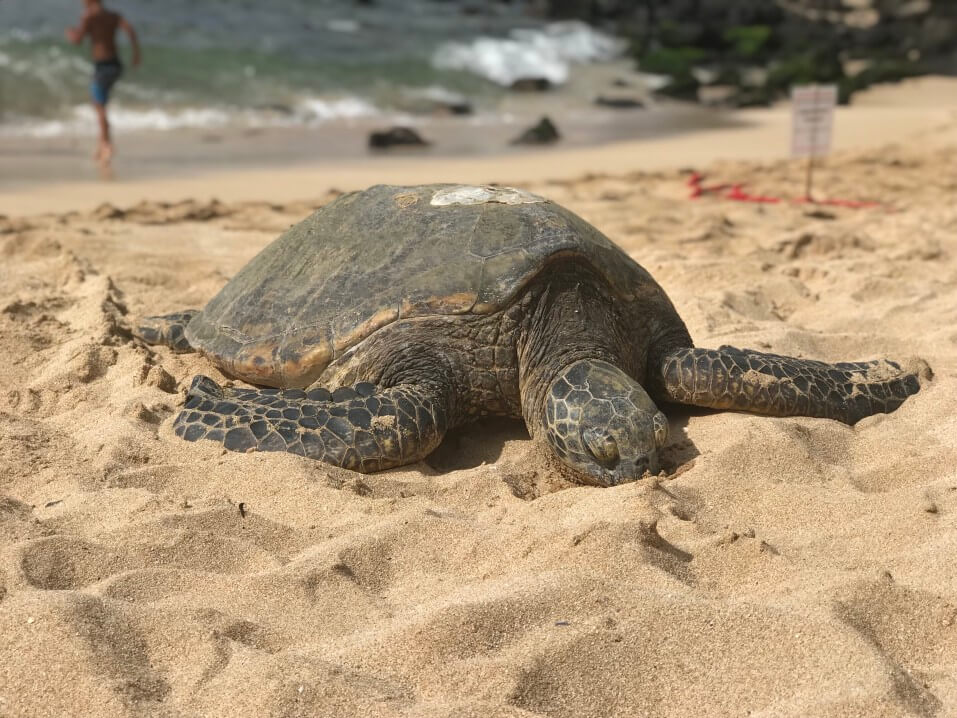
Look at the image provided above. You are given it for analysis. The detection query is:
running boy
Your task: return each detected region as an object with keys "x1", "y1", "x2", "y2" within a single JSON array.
[{"x1": 66, "y1": 0, "x2": 141, "y2": 165}]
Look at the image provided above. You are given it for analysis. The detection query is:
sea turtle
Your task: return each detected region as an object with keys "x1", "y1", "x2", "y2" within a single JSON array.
[{"x1": 134, "y1": 183, "x2": 927, "y2": 486}]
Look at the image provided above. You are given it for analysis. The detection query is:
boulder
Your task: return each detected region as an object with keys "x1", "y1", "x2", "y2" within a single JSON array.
[
  {"x1": 510, "y1": 116, "x2": 561, "y2": 145},
  {"x1": 509, "y1": 77, "x2": 552, "y2": 92},
  {"x1": 368, "y1": 127, "x2": 430, "y2": 149},
  {"x1": 594, "y1": 95, "x2": 645, "y2": 108}
]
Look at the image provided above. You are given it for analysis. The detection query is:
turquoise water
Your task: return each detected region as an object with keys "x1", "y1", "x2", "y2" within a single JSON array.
[{"x1": 0, "y1": 0, "x2": 627, "y2": 135}]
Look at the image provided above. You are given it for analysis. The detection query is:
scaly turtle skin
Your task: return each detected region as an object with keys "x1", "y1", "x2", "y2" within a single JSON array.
[{"x1": 134, "y1": 184, "x2": 928, "y2": 486}]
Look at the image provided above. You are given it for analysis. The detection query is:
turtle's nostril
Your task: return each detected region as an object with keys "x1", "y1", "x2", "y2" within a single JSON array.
[{"x1": 582, "y1": 428, "x2": 620, "y2": 469}]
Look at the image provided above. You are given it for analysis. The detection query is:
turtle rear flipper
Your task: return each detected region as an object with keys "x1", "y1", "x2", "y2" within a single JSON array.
[
  {"x1": 654, "y1": 345, "x2": 929, "y2": 425},
  {"x1": 134, "y1": 310, "x2": 200, "y2": 352},
  {"x1": 173, "y1": 374, "x2": 450, "y2": 472}
]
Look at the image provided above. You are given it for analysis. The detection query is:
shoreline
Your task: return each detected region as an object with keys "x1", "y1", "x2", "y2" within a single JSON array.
[
  {"x1": 0, "y1": 99, "x2": 734, "y2": 191},
  {"x1": 4, "y1": 76, "x2": 957, "y2": 216}
]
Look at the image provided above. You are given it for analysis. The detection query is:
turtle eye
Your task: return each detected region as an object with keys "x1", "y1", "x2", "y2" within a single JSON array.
[{"x1": 582, "y1": 428, "x2": 620, "y2": 469}]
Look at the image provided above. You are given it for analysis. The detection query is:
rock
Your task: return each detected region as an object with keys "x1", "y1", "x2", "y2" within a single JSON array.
[
  {"x1": 696, "y1": 83, "x2": 774, "y2": 108},
  {"x1": 594, "y1": 95, "x2": 645, "y2": 109},
  {"x1": 630, "y1": 0, "x2": 954, "y2": 105},
  {"x1": 510, "y1": 116, "x2": 561, "y2": 145},
  {"x1": 538, "y1": 0, "x2": 637, "y2": 22},
  {"x1": 893, "y1": 0, "x2": 932, "y2": 19},
  {"x1": 367, "y1": 127, "x2": 431, "y2": 150},
  {"x1": 691, "y1": 66, "x2": 721, "y2": 85},
  {"x1": 654, "y1": 75, "x2": 700, "y2": 101},
  {"x1": 509, "y1": 77, "x2": 552, "y2": 92}
]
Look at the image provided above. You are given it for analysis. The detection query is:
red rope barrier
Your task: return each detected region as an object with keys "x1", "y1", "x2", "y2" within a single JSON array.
[{"x1": 687, "y1": 172, "x2": 880, "y2": 208}]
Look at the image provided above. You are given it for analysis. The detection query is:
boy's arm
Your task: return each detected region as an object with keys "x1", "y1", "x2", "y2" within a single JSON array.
[
  {"x1": 65, "y1": 15, "x2": 90, "y2": 44},
  {"x1": 118, "y1": 15, "x2": 141, "y2": 66}
]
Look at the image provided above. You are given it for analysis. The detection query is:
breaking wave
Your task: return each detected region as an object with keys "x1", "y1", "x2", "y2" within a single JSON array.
[
  {"x1": 432, "y1": 21, "x2": 626, "y2": 87},
  {"x1": 0, "y1": 97, "x2": 379, "y2": 137}
]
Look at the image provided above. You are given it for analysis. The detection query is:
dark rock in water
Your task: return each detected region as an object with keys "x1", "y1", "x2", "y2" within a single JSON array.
[
  {"x1": 368, "y1": 127, "x2": 430, "y2": 150},
  {"x1": 510, "y1": 116, "x2": 560, "y2": 145},
  {"x1": 437, "y1": 101, "x2": 473, "y2": 116},
  {"x1": 539, "y1": 0, "x2": 605, "y2": 21},
  {"x1": 510, "y1": 77, "x2": 552, "y2": 92},
  {"x1": 536, "y1": 0, "x2": 647, "y2": 21},
  {"x1": 594, "y1": 95, "x2": 645, "y2": 109}
]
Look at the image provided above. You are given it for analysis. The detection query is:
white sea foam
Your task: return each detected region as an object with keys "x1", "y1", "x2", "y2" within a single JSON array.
[
  {"x1": 0, "y1": 96, "x2": 380, "y2": 137},
  {"x1": 326, "y1": 18, "x2": 360, "y2": 33},
  {"x1": 432, "y1": 20, "x2": 626, "y2": 87},
  {"x1": 0, "y1": 44, "x2": 88, "y2": 77},
  {"x1": 1, "y1": 28, "x2": 34, "y2": 43},
  {"x1": 295, "y1": 96, "x2": 378, "y2": 121},
  {"x1": 403, "y1": 85, "x2": 469, "y2": 105},
  {"x1": 0, "y1": 105, "x2": 233, "y2": 137}
]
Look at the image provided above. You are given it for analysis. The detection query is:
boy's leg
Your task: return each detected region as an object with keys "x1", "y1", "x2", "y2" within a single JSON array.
[
  {"x1": 92, "y1": 101, "x2": 112, "y2": 164},
  {"x1": 90, "y1": 62, "x2": 121, "y2": 165}
]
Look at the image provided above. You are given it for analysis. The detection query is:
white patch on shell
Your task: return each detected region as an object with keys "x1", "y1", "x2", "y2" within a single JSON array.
[{"x1": 430, "y1": 185, "x2": 546, "y2": 207}]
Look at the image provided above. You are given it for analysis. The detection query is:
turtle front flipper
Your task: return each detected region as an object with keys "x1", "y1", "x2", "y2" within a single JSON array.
[
  {"x1": 173, "y1": 375, "x2": 450, "y2": 472},
  {"x1": 654, "y1": 346, "x2": 929, "y2": 425},
  {"x1": 133, "y1": 310, "x2": 200, "y2": 352}
]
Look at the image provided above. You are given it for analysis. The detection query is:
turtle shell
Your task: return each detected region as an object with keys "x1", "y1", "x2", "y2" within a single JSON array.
[{"x1": 185, "y1": 183, "x2": 659, "y2": 388}]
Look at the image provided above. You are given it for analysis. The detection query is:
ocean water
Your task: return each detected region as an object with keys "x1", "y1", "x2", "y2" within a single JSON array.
[{"x1": 0, "y1": 0, "x2": 628, "y2": 137}]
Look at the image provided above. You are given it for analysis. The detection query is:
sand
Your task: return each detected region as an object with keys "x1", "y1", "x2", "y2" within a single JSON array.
[{"x1": 1, "y1": 80, "x2": 956, "y2": 717}]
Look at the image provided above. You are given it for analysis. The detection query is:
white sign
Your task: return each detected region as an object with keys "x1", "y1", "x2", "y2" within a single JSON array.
[{"x1": 791, "y1": 84, "x2": 837, "y2": 158}]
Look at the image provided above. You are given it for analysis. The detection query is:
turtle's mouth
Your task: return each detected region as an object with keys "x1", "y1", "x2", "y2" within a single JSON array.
[
  {"x1": 580, "y1": 428, "x2": 659, "y2": 486},
  {"x1": 601, "y1": 452, "x2": 658, "y2": 487}
]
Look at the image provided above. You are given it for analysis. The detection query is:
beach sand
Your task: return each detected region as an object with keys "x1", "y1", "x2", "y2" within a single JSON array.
[{"x1": 1, "y1": 80, "x2": 956, "y2": 716}]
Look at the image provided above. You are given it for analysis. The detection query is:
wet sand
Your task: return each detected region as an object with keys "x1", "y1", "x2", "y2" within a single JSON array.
[
  {"x1": 1, "y1": 78, "x2": 956, "y2": 716},
  {"x1": 0, "y1": 92, "x2": 733, "y2": 191}
]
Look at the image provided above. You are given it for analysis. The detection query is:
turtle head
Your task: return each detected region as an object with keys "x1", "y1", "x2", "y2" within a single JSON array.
[{"x1": 541, "y1": 359, "x2": 668, "y2": 486}]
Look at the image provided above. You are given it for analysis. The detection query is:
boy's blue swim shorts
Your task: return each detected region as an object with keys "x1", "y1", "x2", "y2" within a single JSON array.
[{"x1": 91, "y1": 59, "x2": 123, "y2": 105}]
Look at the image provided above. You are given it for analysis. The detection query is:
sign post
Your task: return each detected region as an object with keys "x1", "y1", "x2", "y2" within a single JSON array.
[{"x1": 790, "y1": 84, "x2": 837, "y2": 201}]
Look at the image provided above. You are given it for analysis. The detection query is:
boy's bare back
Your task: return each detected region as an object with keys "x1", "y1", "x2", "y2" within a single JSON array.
[{"x1": 76, "y1": 7, "x2": 122, "y2": 61}]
